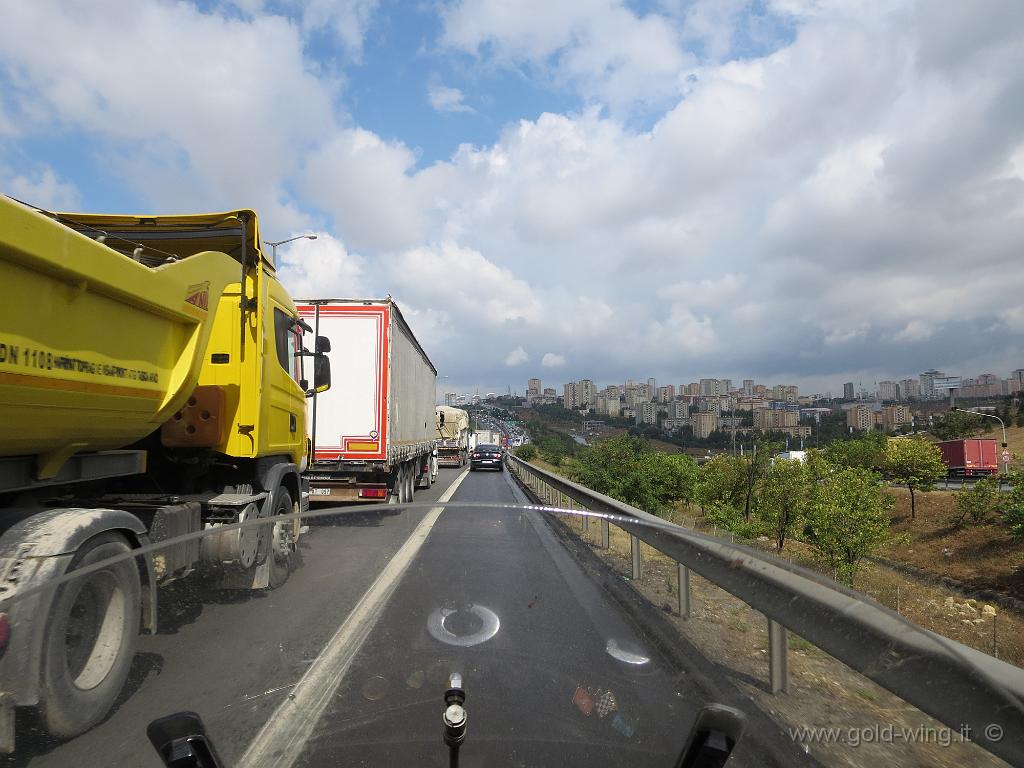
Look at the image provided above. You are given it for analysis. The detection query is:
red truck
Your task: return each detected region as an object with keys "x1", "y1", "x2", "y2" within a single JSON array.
[{"x1": 938, "y1": 438, "x2": 998, "y2": 477}]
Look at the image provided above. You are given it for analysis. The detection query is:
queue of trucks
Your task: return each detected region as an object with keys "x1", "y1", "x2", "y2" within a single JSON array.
[{"x1": 0, "y1": 197, "x2": 448, "y2": 750}]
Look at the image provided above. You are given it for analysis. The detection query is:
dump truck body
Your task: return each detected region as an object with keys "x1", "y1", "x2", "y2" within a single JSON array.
[{"x1": 0, "y1": 196, "x2": 330, "y2": 748}]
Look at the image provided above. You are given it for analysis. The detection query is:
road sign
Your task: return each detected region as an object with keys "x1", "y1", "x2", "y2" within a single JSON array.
[{"x1": 1003, "y1": 451, "x2": 1011, "y2": 463}]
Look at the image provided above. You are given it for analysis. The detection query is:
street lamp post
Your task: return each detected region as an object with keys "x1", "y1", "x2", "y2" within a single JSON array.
[
  {"x1": 954, "y1": 407, "x2": 1009, "y2": 475},
  {"x1": 264, "y1": 234, "x2": 318, "y2": 267}
]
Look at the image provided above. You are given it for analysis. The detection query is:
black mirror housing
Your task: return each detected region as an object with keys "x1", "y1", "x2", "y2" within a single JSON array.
[{"x1": 316, "y1": 335, "x2": 331, "y2": 354}]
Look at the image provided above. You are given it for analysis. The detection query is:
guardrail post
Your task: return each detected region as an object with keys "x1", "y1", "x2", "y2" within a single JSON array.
[
  {"x1": 600, "y1": 517, "x2": 610, "y2": 549},
  {"x1": 677, "y1": 563, "x2": 690, "y2": 618},
  {"x1": 631, "y1": 535, "x2": 642, "y2": 579},
  {"x1": 768, "y1": 619, "x2": 789, "y2": 694},
  {"x1": 582, "y1": 502, "x2": 590, "y2": 534}
]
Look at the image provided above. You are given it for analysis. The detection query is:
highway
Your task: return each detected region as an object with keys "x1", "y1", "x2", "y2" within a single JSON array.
[{"x1": 5, "y1": 467, "x2": 809, "y2": 767}]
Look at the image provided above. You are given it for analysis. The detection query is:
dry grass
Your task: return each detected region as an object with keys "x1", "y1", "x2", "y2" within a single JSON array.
[
  {"x1": 557, "y1": 512, "x2": 1011, "y2": 768},
  {"x1": 881, "y1": 488, "x2": 1024, "y2": 600}
]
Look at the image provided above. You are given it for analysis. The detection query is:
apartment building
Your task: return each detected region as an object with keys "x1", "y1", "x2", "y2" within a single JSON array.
[
  {"x1": 563, "y1": 381, "x2": 579, "y2": 409},
  {"x1": 693, "y1": 412, "x2": 719, "y2": 439},
  {"x1": 846, "y1": 404, "x2": 875, "y2": 431},
  {"x1": 527, "y1": 378, "x2": 541, "y2": 402},
  {"x1": 579, "y1": 379, "x2": 596, "y2": 409},
  {"x1": 667, "y1": 401, "x2": 689, "y2": 419},
  {"x1": 636, "y1": 401, "x2": 659, "y2": 425},
  {"x1": 754, "y1": 409, "x2": 798, "y2": 431},
  {"x1": 878, "y1": 380, "x2": 899, "y2": 401}
]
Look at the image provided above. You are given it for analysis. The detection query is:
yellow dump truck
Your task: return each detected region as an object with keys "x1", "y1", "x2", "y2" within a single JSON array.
[{"x1": 0, "y1": 195, "x2": 331, "y2": 747}]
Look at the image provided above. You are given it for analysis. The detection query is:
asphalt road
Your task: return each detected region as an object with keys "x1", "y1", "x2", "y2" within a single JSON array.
[{"x1": 7, "y1": 466, "x2": 807, "y2": 767}]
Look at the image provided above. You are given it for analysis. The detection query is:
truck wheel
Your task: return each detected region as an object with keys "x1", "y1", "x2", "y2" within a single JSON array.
[
  {"x1": 399, "y1": 463, "x2": 413, "y2": 504},
  {"x1": 39, "y1": 532, "x2": 140, "y2": 738},
  {"x1": 267, "y1": 488, "x2": 294, "y2": 589},
  {"x1": 418, "y1": 461, "x2": 433, "y2": 489}
]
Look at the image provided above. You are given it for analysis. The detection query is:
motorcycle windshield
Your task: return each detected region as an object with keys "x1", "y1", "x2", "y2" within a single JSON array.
[{"x1": 0, "y1": 476, "x2": 1020, "y2": 768}]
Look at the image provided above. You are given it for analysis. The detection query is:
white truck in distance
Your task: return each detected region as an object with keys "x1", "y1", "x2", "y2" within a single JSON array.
[
  {"x1": 298, "y1": 298, "x2": 437, "y2": 504},
  {"x1": 436, "y1": 406, "x2": 470, "y2": 467},
  {"x1": 473, "y1": 430, "x2": 502, "y2": 448}
]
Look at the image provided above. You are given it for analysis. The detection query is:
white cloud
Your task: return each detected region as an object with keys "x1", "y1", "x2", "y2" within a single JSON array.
[
  {"x1": 890, "y1": 320, "x2": 935, "y2": 344},
  {"x1": 276, "y1": 232, "x2": 368, "y2": 299},
  {"x1": 504, "y1": 346, "x2": 529, "y2": 366},
  {"x1": 541, "y1": 352, "x2": 566, "y2": 368},
  {"x1": 386, "y1": 242, "x2": 541, "y2": 326},
  {"x1": 441, "y1": 0, "x2": 694, "y2": 111},
  {"x1": 4, "y1": 0, "x2": 1024, "y2": 394},
  {"x1": 428, "y1": 81, "x2": 474, "y2": 113},
  {"x1": 2, "y1": 163, "x2": 79, "y2": 210},
  {"x1": 295, "y1": 0, "x2": 379, "y2": 59},
  {"x1": 0, "y1": 1, "x2": 336, "y2": 234}
]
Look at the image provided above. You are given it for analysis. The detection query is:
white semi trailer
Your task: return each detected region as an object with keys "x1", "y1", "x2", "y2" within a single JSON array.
[{"x1": 298, "y1": 299, "x2": 437, "y2": 504}]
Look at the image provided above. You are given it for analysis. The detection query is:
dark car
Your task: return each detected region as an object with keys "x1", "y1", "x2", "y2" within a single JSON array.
[{"x1": 470, "y1": 444, "x2": 504, "y2": 471}]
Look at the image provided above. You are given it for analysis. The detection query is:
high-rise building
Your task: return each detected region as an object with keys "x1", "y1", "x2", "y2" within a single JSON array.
[
  {"x1": 636, "y1": 401, "x2": 658, "y2": 425},
  {"x1": 881, "y1": 405, "x2": 910, "y2": 433},
  {"x1": 846, "y1": 405, "x2": 875, "y2": 431},
  {"x1": 693, "y1": 412, "x2": 719, "y2": 439},
  {"x1": 579, "y1": 379, "x2": 596, "y2": 409},
  {"x1": 919, "y1": 369, "x2": 945, "y2": 401},
  {"x1": 444, "y1": 392, "x2": 457, "y2": 406},
  {"x1": 743, "y1": 379, "x2": 754, "y2": 396},
  {"x1": 563, "y1": 381, "x2": 579, "y2": 409},
  {"x1": 668, "y1": 401, "x2": 689, "y2": 419},
  {"x1": 606, "y1": 397, "x2": 621, "y2": 417},
  {"x1": 878, "y1": 381, "x2": 899, "y2": 401},
  {"x1": 843, "y1": 382, "x2": 855, "y2": 400},
  {"x1": 657, "y1": 385, "x2": 675, "y2": 403},
  {"x1": 647, "y1": 378, "x2": 657, "y2": 400},
  {"x1": 700, "y1": 378, "x2": 724, "y2": 396},
  {"x1": 720, "y1": 379, "x2": 732, "y2": 393},
  {"x1": 899, "y1": 378, "x2": 920, "y2": 399},
  {"x1": 527, "y1": 378, "x2": 541, "y2": 402},
  {"x1": 754, "y1": 409, "x2": 798, "y2": 431}
]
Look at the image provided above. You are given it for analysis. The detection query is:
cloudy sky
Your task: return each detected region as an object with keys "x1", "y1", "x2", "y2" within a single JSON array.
[{"x1": 2, "y1": 1, "x2": 1022, "y2": 396}]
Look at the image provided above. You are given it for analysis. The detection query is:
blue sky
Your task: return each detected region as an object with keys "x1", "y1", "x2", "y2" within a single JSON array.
[{"x1": 1, "y1": 1, "x2": 1022, "y2": 395}]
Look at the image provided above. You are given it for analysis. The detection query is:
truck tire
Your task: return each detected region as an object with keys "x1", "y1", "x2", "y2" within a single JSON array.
[
  {"x1": 39, "y1": 532, "x2": 140, "y2": 739},
  {"x1": 418, "y1": 460, "x2": 433, "y2": 489},
  {"x1": 267, "y1": 488, "x2": 294, "y2": 590},
  {"x1": 399, "y1": 463, "x2": 414, "y2": 504}
]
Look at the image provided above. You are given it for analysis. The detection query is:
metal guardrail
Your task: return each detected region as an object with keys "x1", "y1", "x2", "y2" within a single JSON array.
[{"x1": 506, "y1": 453, "x2": 1024, "y2": 766}]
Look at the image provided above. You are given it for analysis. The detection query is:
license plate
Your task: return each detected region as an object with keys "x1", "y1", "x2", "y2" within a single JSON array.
[{"x1": 311, "y1": 487, "x2": 332, "y2": 495}]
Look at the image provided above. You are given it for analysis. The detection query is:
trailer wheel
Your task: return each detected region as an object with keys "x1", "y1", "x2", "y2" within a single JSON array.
[
  {"x1": 39, "y1": 532, "x2": 140, "y2": 739},
  {"x1": 418, "y1": 460, "x2": 433, "y2": 490},
  {"x1": 267, "y1": 488, "x2": 295, "y2": 589},
  {"x1": 399, "y1": 463, "x2": 414, "y2": 504}
]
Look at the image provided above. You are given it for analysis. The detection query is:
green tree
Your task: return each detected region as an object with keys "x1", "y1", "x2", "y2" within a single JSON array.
[
  {"x1": 805, "y1": 467, "x2": 894, "y2": 585},
  {"x1": 693, "y1": 454, "x2": 745, "y2": 514},
  {"x1": 824, "y1": 432, "x2": 887, "y2": 471},
  {"x1": 1002, "y1": 472, "x2": 1024, "y2": 541},
  {"x1": 568, "y1": 435, "x2": 695, "y2": 515},
  {"x1": 883, "y1": 437, "x2": 947, "y2": 520},
  {"x1": 930, "y1": 410, "x2": 983, "y2": 440},
  {"x1": 951, "y1": 476, "x2": 1003, "y2": 529},
  {"x1": 757, "y1": 458, "x2": 810, "y2": 552},
  {"x1": 739, "y1": 440, "x2": 779, "y2": 520},
  {"x1": 514, "y1": 444, "x2": 538, "y2": 461}
]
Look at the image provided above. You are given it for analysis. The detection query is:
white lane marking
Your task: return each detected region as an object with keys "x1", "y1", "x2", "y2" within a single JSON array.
[{"x1": 237, "y1": 469, "x2": 470, "y2": 768}]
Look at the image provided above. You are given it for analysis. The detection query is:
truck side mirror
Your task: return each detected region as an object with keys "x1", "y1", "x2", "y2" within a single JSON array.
[
  {"x1": 316, "y1": 335, "x2": 331, "y2": 354},
  {"x1": 308, "y1": 354, "x2": 331, "y2": 396},
  {"x1": 439, "y1": 411, "x2": 445, "y2": 426}
]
